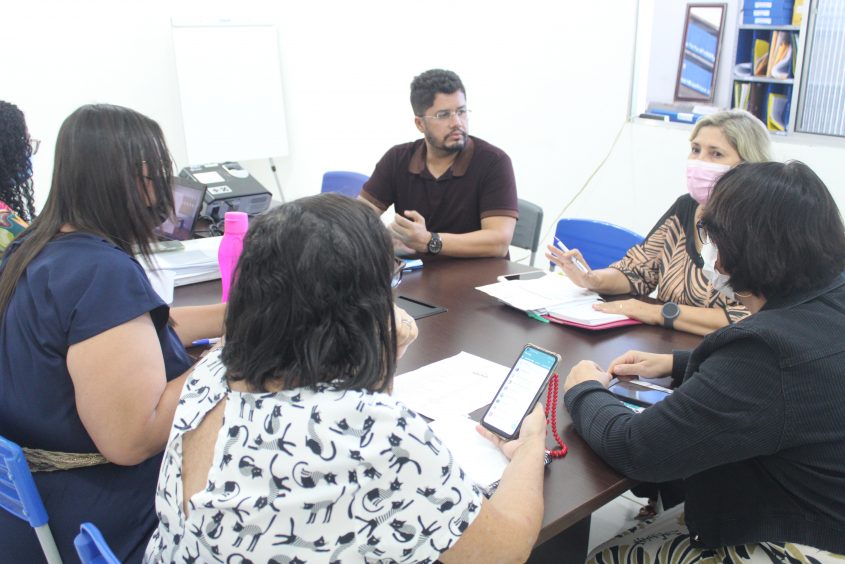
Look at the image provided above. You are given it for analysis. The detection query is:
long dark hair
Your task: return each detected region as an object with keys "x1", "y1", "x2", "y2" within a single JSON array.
[
  {"x1": 0, "y1": 104, "x2": 175, "y2": 316},
  {"x1": 0, "y1": 101, "x2": 36, "y2": 221},
  {"x1": 221, "y1": 194, "x2": 397, "y2": 393}
]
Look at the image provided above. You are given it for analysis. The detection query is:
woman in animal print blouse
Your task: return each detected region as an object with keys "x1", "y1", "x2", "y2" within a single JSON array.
[{"x1": 547, "y1": 110, "x2": 772, "y2": 337}]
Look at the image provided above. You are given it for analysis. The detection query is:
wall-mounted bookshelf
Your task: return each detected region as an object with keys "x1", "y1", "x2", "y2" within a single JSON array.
[{"x1": 731, "y1": 1, "x2": 810, "y2": 133}]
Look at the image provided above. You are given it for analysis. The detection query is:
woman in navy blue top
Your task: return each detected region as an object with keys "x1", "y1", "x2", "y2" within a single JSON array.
[{"x1": 0, "y1": 105, "x2": 224, "y2": 562}]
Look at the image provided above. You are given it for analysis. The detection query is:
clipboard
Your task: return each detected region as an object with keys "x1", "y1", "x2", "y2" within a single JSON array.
[{"x1": 396, "y1": 295, "x2": 447, "y2": 320}]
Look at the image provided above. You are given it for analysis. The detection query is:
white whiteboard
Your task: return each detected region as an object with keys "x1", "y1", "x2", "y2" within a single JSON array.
[{"x1": 171, "y1": 21, "x2": 289, "y2": 164}]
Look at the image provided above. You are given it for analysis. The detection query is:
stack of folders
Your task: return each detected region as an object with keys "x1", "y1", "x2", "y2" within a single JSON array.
[
  {"x1": 476, "y1": 273, "x2": 641, "y2": 330},
  {"x1": 743, "y1": 0, "x2": 794, "y2": 25},
  {"x1": 141, "y1": 236, "x2": 222, "y2": 289},
  {"x1": 766, "y1": 31, "x2": 794, "y2": 79},
  {"x1": 733, "y1": 82, "x2": 767, "y2": 117},
  {"x1": 748, "y1": 29, "x2": 795, "y2": 79}
]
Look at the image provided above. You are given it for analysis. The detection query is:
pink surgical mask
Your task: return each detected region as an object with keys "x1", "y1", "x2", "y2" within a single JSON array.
[{"x1": 686, "y1": 160, "x2": 731, "y2": 205}]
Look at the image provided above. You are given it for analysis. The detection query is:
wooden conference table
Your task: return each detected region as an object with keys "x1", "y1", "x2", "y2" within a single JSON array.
[{"x1": 174, "y1": 257, "x2": 701, "y2": 562}]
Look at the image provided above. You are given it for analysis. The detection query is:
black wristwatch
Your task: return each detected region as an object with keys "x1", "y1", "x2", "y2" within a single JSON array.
[
  {"x1": 661, "y1": 301, "x2": 680, "y2": 329},
  {"x1": 427, "y1": 232, "x2": 442, "y2": 255}
]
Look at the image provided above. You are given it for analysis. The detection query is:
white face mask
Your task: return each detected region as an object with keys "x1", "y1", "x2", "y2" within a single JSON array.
[
  {"x1": 686, "y1": 160, "x2": 731, "y2": 205},
  {"x1": 701, "y1": 241, "x2": 735, "y2": 300}
]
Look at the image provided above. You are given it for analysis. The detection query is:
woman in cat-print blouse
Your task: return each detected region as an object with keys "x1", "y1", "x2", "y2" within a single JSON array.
[{"x1": 145, "y1": 194, "x2": 547, "y2": 563}]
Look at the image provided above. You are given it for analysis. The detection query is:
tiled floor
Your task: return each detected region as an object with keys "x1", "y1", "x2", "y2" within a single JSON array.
[{"x1": 587, "y1": 492, "x2": 649, "y2": 553}]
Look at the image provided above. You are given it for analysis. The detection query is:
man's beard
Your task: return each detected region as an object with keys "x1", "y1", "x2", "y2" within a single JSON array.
[{"x1": 429, "y1": 130, "x2": 466, "y2": 153}]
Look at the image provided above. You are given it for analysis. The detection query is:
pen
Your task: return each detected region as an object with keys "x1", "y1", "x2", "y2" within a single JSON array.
[
  {"x1": 553, "y1": 237, "x2": 589, "y2": 274},
  {"x1": 191, "y1": 337, "x2": 221, "y2": 347}
]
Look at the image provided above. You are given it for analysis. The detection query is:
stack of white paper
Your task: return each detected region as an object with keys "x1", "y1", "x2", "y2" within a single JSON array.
[
  {"x1": 429, "y1": 415, "x2": 508, "y2": 490},
  {"x1": 141, "y1": 236, "x2": 222, "y2": 300},
  {"x1": 476, "y1": 273, "x2": 631, "y2": 327},
  {"x1": 476, "y1": 273, "x2": 596, "y2": 311}
]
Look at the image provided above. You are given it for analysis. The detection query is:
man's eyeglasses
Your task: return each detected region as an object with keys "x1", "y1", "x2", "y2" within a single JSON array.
[
  {"x1": 391, "y1": 258, "x2": 405, "y2": 289},
  {"x1": 29, "y1": 139, "x2": 40, "y2": 155},
  {"x1": 696, "y1": 221, "x2": 711, "y2": 245},
  {"x1": 421, "y1": 108, "x2": 471, "y2": 122}
]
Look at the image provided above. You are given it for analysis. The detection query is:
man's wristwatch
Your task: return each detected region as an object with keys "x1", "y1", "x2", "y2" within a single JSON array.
[
  {"x1": 661, "y1": 301, "x2": 680, "y2": 329},
  {"x1": 427, "y1": 232, "x2": 442, "y2": 255}
]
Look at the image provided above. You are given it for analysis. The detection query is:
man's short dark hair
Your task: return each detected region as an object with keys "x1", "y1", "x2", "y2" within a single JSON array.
[
  {"x1": 221, "y1": 193, "x2": 397, "y2": 393},
  {"x1": 410, "y1": 69, "x2": 465, "y2": 116},
  {"x1": 701, "y1": 161, "x2": 845, "y2": 300}
]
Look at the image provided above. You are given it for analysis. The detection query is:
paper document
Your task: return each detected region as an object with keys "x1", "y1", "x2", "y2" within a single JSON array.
[
  {"x1": 428, "y1": 416, "x2": 508, "y2": 489},
  {"x1": 193, "y1": 170, "x2": 225, "y2": 184},
  {"x1": 141, "y1": 236, "x2": 222, "y2": 289},
  {"x1": 392, "y1": 352, "x2": 510, "y2": 421},
  {"x1": 476, "y1": 273, "x2": 597, "y2": 311},
  {"x1": 146, "y1": 269, "x2": 176, "y2": 304},
  {"x1": 545, "y1": 300, "x2": 630, "y2": 327},
  {"x1": 477, "y1": 272, "x2": 638, "y2": 330}
]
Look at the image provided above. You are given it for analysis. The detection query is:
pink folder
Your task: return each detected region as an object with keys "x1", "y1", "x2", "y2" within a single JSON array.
[{"x1": 541, "y1": 314, "x2": 643, "y2": 331}]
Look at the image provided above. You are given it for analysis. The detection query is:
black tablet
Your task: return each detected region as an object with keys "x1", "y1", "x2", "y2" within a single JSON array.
[{"x1": 396, "y1": 295, "x2": 447, "y2": 320}]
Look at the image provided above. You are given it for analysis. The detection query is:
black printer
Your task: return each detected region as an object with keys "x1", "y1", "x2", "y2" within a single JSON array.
[{"x1": 179, "y1": 162, "x2": 272, "y2": 221}]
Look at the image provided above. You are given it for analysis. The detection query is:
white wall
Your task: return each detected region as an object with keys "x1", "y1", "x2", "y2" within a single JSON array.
[
  {"x1": 642, "y1": 0, "x2": 740, "y2": 110},
  {"x1": 5, "y1": 0, "x2": 844, "y2": 266},
  {"x1": 4, "y1": 0, "x2": 637, "y2": 263},
  {"x1": 573, "y1": 120, "x2": 845, "y2": 239}
]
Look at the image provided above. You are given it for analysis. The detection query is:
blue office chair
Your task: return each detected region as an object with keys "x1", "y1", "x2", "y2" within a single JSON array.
[
  {"x1": 320, "y1": 171, "x2": 369, "y2": 198},
  {"x1": 75, "y1": 522, "x2": 120, "y2": 564},
  {"x1": 553, "y1": 218, "x2": 644, "y2": 270},
  {"x1": 0, "y1": 435, "x2": 61, "y2": 564}
]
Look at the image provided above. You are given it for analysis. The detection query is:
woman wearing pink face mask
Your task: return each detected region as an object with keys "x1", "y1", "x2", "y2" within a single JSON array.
[{"x1": 546, "y1": 109, "x2": 771, "y2": 337}]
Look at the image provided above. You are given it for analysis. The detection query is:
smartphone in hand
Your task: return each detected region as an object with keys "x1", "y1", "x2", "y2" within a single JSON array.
[
  {"x1": 607, "y1": 378, "x2": 672, "y2": 408},
  {"x1": 481, "y1": 344, "x2": 561, "y2": 440}
]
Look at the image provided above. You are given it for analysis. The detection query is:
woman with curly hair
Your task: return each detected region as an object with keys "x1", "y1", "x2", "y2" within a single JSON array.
[{"x1": 0, "y1": 100, "x2": 37, "y2": 253}]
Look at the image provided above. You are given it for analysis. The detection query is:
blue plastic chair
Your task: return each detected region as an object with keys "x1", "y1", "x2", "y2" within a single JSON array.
[
  {"x1": 0, "y1": 435, "x2": 61, "y2": 564},
  {"x1": 75, "y1": 522, "x2": 120, "y2": 564},
  {"x1": 320, "y1": 171, "x2": 369, "y2": 198},
  {"x1": 553, "y1": 218, "x2": 644, "y2": 270}
]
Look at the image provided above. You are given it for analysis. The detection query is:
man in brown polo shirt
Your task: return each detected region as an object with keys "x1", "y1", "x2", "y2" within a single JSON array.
[{"x1": 358, "y1": 69, "x2": 518, "y2": 258}]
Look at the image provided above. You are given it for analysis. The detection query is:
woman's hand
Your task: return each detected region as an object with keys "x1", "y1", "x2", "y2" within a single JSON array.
[
  {"x1": 393, "y1": 305, "x2": 418, "y2": 359},
  {"x1": 544, "y1": 244, "x2": 598, "y2": 290},
  {"x1": 476, "y1": 403, "x2": 546, "y2": 460},
  {"x1": 563, "y1": 360, "x2": 611, "y2": 392},
  {"x1": 592, "y1": 299, "x2": 661, "y2": 325},
  {"x1": 608, "y1": 350, "x2": 673, "y2": 379}
]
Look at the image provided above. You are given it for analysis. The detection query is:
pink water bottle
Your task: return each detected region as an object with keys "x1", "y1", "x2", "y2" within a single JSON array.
[{"x1": 218, "y1": 211, "x2": 249, "y2": 302}]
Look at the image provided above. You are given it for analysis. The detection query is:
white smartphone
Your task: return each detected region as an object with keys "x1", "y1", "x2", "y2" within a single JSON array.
[
  {"x1": 481, "y1": 344, "x2": 561, "y2": 440},
  {"x1": 496, "y1": 271, "x2": 547, "y2": 283}
]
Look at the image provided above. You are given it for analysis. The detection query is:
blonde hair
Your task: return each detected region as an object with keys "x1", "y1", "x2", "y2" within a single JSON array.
[{"x1": 690, "y1": 109, "x2": 772, "y2": 163}]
